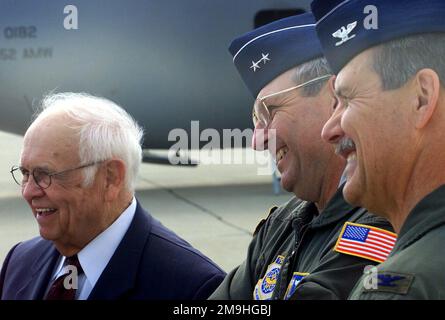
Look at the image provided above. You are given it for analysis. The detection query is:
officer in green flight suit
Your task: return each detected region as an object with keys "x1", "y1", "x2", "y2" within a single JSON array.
[
  {"x1": 209, "y1": 13, "x2": 395, "y2": 300},
  {"x1": 312, "y1": 0, "x2": 445, "y2": 299}
]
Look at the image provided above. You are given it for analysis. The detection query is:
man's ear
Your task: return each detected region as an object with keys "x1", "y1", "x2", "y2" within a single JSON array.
[
  {"x1": 104, "y1": 159, "x2": 126, "y2": 201},
  {"x1": 414, "y1": 68, "x2": 440, "y2": 129}
]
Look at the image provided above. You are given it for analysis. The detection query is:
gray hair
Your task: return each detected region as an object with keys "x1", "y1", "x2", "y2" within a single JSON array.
[
  {"x1": 33, "y1": 92, "x2": 143, "y2": 192},
  {"x1": 292, "y1": 57, "x2": 332, "y2": 97},
  {"x1": 373, "y1": 33, "x2": 445, "y2": 90}
]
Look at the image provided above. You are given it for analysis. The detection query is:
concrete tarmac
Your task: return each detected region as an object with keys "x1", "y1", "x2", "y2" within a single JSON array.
[{"x1": 0, "y1": 131, "x2": 291, "y2": 272}]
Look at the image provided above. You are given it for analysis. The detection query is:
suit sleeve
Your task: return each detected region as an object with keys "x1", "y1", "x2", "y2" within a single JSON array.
[
  {"x1": 290, "y1": 216, "x2": 395, "y2": 300},
  {"x1": 208, "y1": 213, "x2": 273, "y2": 300},
  {"x1": 0, "y1": 243, "x2": 21, "y2": 299},
  {"x1": 192, "y1": 272, "x2": 227, "y2": 300}
]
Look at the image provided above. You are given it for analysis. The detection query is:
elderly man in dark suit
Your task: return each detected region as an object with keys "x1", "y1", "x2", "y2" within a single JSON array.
[{"x1": 0, "y1": 92, "x2": 225, "y2": 300}]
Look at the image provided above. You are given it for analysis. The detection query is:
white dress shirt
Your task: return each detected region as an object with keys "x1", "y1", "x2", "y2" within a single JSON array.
[{"x1": 45, "y1": 197, "x2": 137, "y2": 300}]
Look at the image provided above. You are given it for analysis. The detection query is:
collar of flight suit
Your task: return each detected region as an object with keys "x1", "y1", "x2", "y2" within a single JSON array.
[
  {"x1": 391, "y1": 184, "x2": 445, "y2": 254},
  {"x1": 308, "y1": 184, "x2": 357, "y2": 229}
]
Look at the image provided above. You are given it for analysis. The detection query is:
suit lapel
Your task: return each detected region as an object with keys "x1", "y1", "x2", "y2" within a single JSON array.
[
  {"x1": 16, "y1": 244, "x2": 59, "y2": 300},
  {"x1": 88, "y1": 202, "x2": 153, "y2": 299}
]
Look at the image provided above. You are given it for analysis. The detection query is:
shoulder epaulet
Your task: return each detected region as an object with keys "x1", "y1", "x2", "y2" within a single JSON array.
[
  {"x1": 333, "y1": 222, "x2": 398, "y2": 263},
  {"x1": 253, "y1": 206, "x2": 278, "y2": 236}
]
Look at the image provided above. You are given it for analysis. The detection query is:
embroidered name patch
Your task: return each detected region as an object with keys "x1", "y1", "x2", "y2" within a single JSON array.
[{"x1": 334, "y1": 222, "x2": 397, "y2": 263}]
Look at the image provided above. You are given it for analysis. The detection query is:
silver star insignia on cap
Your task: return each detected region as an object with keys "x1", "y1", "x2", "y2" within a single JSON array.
[
  {"x1": 250, "y1": 60, "x2": 261, "y2": 72},
  {"x1": 250, "y1": 53, "x2": 271, "y2": 72}
]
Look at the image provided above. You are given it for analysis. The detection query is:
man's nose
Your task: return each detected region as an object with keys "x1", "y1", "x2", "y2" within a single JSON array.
[
  {"x1": 321, "y1": 111, "x2": 344, "y2": 145},
  {"x1": 22, "y1": 176, "x2": 45, "y2": 200},
  {"x1": 252, "y1": 124, "x2": 269, "y2": 151}
]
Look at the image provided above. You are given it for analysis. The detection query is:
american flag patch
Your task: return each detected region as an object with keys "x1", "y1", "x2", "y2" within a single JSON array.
[{"x1": 334, "y1": 222, "x2": 397, "y2": 263}]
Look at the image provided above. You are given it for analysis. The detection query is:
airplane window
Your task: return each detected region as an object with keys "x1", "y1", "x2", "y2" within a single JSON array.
[{"x1": 254, "y1": 9, "x2": 306, "y2": 28}]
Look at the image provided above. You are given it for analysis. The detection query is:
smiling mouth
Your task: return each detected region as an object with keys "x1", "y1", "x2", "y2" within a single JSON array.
[
  {"x1": 336, "y1": 137, "x2": 357, "y2": 161},
  {"x1": 35, "y1": 208, "x2": 57, "y2": 217},
  {"x1": 276, "y1": 146, "x2": 288, "y2": 163},
  {"x1": 347, "y1": 152, "x2": 357, "y2": 162}
]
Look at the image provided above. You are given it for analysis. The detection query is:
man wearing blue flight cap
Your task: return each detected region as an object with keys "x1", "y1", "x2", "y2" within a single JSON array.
[
  {"x1": 209, "y1": 13, "x2": 394, "y2": 300},
  {"x1": 311, "y1": 0, "x2": 445, "y2": 299}
]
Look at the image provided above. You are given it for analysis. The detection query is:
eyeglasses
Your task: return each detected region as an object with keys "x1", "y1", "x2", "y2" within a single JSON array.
[
  {"x1": 10, "y1": 161, "x2": 104, "y2": 190},
  {"x1": 252, "y1": 74, "x2": 332, "y2": 128}
]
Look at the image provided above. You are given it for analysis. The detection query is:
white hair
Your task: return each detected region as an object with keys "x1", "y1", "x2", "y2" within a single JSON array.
[{"x1": 33, "y1": 92, "x2": 144, "y2": 192}]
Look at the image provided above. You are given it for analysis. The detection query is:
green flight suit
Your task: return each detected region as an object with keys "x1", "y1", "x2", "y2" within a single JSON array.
[
  {"x1": 350, "y1": 185, "x2": 445, "y2": 300},
  {"x1": 209, "y1": 187, "x2": 394, "y2": 300}
]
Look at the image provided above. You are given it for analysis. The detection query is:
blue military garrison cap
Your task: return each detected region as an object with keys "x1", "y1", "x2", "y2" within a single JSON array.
[
  {"x1": 311, "y1": 0, "x2": 445, "y2": 74},
  {"x1": 229, "y1": 13, "x2": 324, "y2": 98}
]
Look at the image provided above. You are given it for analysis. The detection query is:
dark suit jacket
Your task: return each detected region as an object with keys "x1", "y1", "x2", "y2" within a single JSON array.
[{"x1": 0, "y1": 201, "x2": 226, "y2": 300}]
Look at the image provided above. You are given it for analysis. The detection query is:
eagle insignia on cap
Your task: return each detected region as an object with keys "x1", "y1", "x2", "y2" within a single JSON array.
[{"x1": 332, "y1": 21, "x2": 357, "y2": 46}]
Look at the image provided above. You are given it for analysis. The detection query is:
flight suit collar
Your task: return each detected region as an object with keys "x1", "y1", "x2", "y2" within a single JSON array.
[
  {"x1": 310, "y1": 185, "x2": 356, "y2": 229},
  {"x1": 392, "y1": 184, "x2": 445, "y2": 253}
]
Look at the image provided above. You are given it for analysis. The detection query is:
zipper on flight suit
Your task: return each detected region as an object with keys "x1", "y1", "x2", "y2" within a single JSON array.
[{"x1": 275, "y1": 212, "x2": 313, "y2": 299}]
